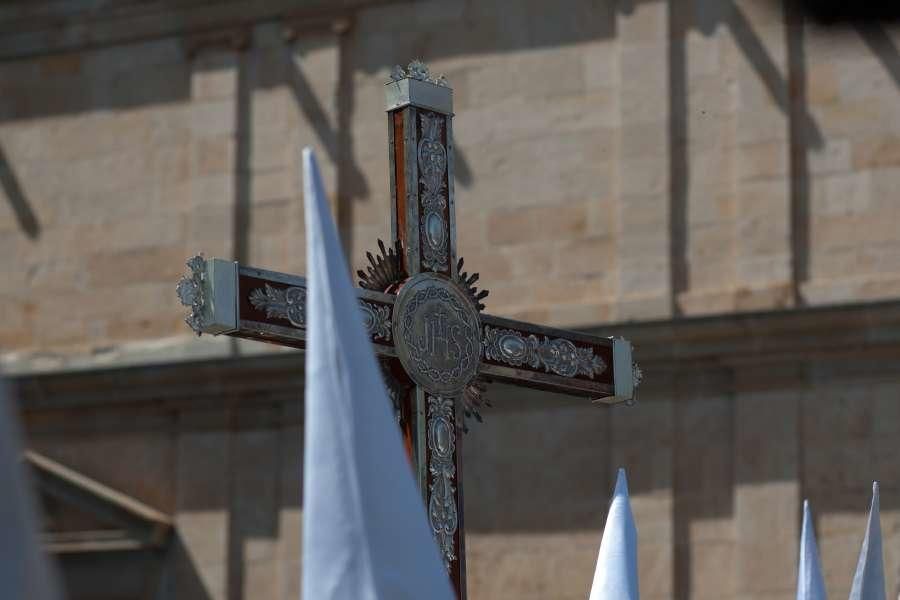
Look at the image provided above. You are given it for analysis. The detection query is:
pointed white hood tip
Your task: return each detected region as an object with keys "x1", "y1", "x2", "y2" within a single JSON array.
[
  {"x1": 797, "y1": 499, "x2": 827, "y2": 600},
  {"x1": 0, "y1": 382, "x2": 61, "y2": 600},
  {"x1": 589, "y1": 468, "x2": 639, "y2": 600},
  {"x1": 613, "y1": 467, "x2": 629, "y2": 498},
  {"x1": 300, "y1": 148, "x2": 455, "y2": 600},
  {"x1": 848, "y1": 482, "x2": 885, "y2": 600}
]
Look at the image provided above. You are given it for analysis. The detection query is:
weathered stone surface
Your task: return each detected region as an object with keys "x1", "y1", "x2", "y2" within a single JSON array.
[
  {"x1": 12, "y1": 301, "x2": 900, "y2": 599},
  {"x1": 2, "y1": 0, "x2": 896, "y2": 361},
  {"x1": 1, "y1": 0, "x2": 900, "y2": 599}
]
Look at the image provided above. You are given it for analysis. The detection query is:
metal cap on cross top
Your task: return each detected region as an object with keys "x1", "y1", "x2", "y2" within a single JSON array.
[
  {"x1": 385, "y1": 59, "x2": 453, "y2": 114},
  {"x1": 176, "y1": 59, "x2": 641, "y2": 600}
]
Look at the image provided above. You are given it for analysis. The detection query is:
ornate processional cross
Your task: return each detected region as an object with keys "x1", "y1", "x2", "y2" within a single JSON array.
[{"x1": 176, "y1": 60, "x2": 642, "y2": 599}]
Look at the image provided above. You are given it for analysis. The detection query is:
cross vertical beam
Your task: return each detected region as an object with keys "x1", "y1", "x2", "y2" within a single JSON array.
[
  {"x1": 177, "y1": 60, "x2": 642, "y2": 600},
  {"x1": 385, "y1": 65, "x2": 467, "y2": 596}
]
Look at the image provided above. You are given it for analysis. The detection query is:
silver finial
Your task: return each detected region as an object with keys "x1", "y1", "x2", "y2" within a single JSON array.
[
  {"x1": 626, "y1": 362, "x2": 643, "y2": 406},
  {"x1": 177, "y1": 254, "x2": 207, "y2": 335},
  {"x1": 389, "y1": 59, "x2": 449, "y2": 87}
]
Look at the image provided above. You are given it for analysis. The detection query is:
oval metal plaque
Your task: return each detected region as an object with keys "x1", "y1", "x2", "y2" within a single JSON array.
[
  {"x1": 499, "y1": 333, "x2": 527, "y2": 361},
  {"x1": 425, "y1": 211, "x2": 446, "y2": 250},
  {"x1": 392, "y1": 272, "x2": 482, "y2": 395}
]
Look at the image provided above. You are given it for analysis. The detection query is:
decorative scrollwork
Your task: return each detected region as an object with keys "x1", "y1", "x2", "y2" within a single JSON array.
[
  {"x1": 359, "y1": 301, "x2": 392, "y2": 341},
  {"x1": 176, "y1": 255, "x2": 207, "y2": 335},
  {"x1": 418, "y1": 111, "x2": 449, "y2": 272},
  {"x1": 427, "y1": 395, "x2": 458, "y2": 571},
  {"x1": 455, "y1": 257, "x2": 489, "y2": 312},
  {"x1": 482, "y1": 326, "x2": 607, "y2": 379},
  {"x1": 248, "y1": 284, "x2": 391, "y2": 341},
  {"x1": 390, "y1": 59, "x2": 449, "y2": 87},
  {"x1": 399, "y1": 284, "x2": 478, "y2": 386},
  {"x1": 357, "y1": 239, "x2": 407, "y2": 292},
  {"x1": 249, "y1": 284, "x2": 306, "y2": 328}
]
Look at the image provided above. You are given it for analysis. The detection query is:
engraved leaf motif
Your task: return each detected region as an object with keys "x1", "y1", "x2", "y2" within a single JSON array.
[
  {"x1": 427, "y1": 395, "x2": 458, "y2": 570},
  {"x1": 418, "y1": 111, "x2": 449, "y2": 272},
  {"x1": 249, "y1": 284, "x2": 388, "y2": 340},
  {"x1": 482, "y1": 326, "x2": 607, "y2": 379}
]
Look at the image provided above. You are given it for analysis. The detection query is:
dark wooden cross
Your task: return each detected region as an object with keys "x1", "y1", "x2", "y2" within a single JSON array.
[{"x1": 176, "y1": 60, "x2": 641, "y2": 599}]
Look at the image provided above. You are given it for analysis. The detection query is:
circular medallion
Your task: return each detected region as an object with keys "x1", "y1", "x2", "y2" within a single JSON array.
[{"x1": 392, "y1": 272, "x2": 482, "y2": 395}]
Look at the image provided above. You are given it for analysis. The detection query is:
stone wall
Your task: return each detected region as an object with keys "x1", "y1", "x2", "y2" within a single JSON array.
[
  {"x1": 20, "y1": 355, "x2": 305, "y2": 600},
  {"x1": 1, "y1": 0, "x2": 899, "y2": 370},
  {"x1": 2, "y1": 1, "x2": 900, "y2": 599},
  {"x1": 16, "y1": 301, "x2": 900, "y2": 600}
]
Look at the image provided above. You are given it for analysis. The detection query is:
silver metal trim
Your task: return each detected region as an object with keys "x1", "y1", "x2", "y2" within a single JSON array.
[
  {"x1": 247, "y1": 282, "x2": 391, "y2": 341},
  {"x1": 238, "y1": 265, "x2": 395, "y2": 305},
  {"x1": 237, "y1": 319, "x2": 397, "y2": 357},
  {"x1": 612, "y1": 337, "x2": 635, "y2": 403},
  {"x1": 176, "y1": 255, "x2": 206, "y2": 334},
  {"x1": 480, "y1": 313, "x2": 616, "y2": 349},
  {"x1": 477, "y1": 362, "x2": 615, "y2": 397},
  {"x1": 239, "y1": 265, "x2": 306, "y2": 287},
  {"x1": 453, "y1": 394, "x2": 467, "y2": 593},
  {"x1": 447, "y1": 115, "x2": 458, "y2": 280},
  {"x1": 207, "y1": 258, "x2": 239, "y2": 335},
  {"x1": 238, "y1": 319, "x2": 306, "y2": 344},
  {"x1": 405, "y1": 108, "x2": 422, "y2": 275},
  {"x1": 249, "y1": 283, "x2": 307, "y2": 328},
  {"x1": 417, "y1": 111, "x2": 449, "y2": 272},
  {"x1": 390, "y1": 60, "x2": 449, "y2": 87},
  {"x1": 385, "y1": 78, "x2": 453, "y2": 115},
  {"x1": 388, "y1": 110, "x2": 399, "y2": 242},
  {"x1": 482, "y1": 325, "x2": 606, "y2": 378},
  {"x1": 392, "y1": 272, "x2": 482, "y2": 396},
  {"x1": 415, "y1": 387, "x2": 428, "y2": 500},
  {"x1": 177, "y1": 256, "x2": 238, "y2": 336},
  {"x1": 427, "y1": 394, "x2": 458, "y2": 571}
]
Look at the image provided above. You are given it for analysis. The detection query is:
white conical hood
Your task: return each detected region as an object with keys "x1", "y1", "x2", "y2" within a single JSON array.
[
  {"x1": 0, "y1": 382, "x2": 60, "y2": 600},
  {"x1": 589, "y1": 468, "x2": 639, "y2": 600},
  {"x1": 848, "y1": 482, "x2": 885, "y2": 600},
  {"x1": 300, "y1": 147, "x2": 455, "y2": 600},
  {"x1": 797, "y1": 500, "x2": 827, "y2": 600}
]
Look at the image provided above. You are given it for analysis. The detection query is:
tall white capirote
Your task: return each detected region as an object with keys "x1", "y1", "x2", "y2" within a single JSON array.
[
  {"x1": 589, "y1": 468, "x2": 639, "y2": 600},
  {"x1": 797, "y1": 499, "x2": 827, "y2": 600},
  {"x1": 0, "y1": 382, "x2": 60, "y2": 600},
  {"x1": 300, "y1": 147, "x2": 455, "y2": 600},
  {"x1": 848, "y1": 482, "x2": 885, "y2": 600}
]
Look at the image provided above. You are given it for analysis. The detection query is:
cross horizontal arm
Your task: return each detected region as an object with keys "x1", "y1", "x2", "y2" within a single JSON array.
[
  {"x1": 176, "y1": 256, "x2": 396, "y2": 356},
  {"x1": 176, "y1": 256, "x2": 639, "y2": 403},
  {"x1": 478, "y1": 313, "x2": 637, "y2": 403}
]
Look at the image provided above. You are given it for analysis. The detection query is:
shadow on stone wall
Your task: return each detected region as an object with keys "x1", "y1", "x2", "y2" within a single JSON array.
[
  {"x1": 667, "y1": 0, "x2": 826, "y2": 311},
  {"x1": 16, "y1": 300, "x2": 900, "y2": 599},
  {"x1": 856, "y1": 24, "x2": 900, "y2": 89},
  {"x1": 0, "y1": 142, "x2": 39, "y2": 239},
  {"x1": 10, "y1": 0, "x2": 897, "y2": 320},
  {"x1": 466, "y1": 366, "x2": 900, "y2": 598},
  {"x1": 165, "y1": 533, "x2": 216, "y2": 600},
  {"x1": 0, "y1": 0, "x2": 841, "y2": 316},
  {"x1": 56, "y1": 547, "x2": 178, "y2": 600}
]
